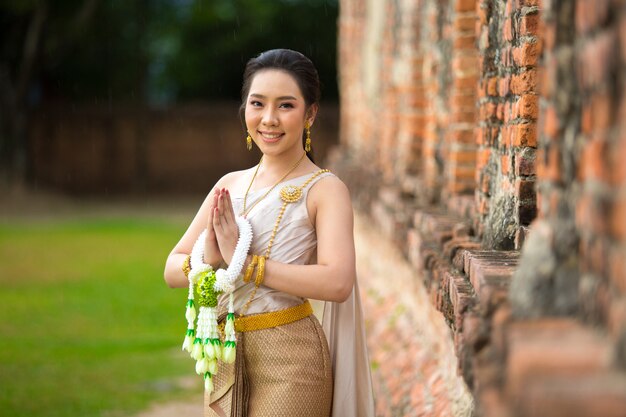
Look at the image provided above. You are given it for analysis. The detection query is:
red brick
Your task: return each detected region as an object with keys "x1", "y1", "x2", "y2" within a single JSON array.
[
  {"x1": 446, "y1": 128, "x2": 475, "y2": 144},
  {"x1": 451, "y1": 93, "x2": 477, "y2": 109},
  {"x1": 579, "y1": 135, "x2": 610, "y2": 183},
  {"x1": 501, "y1": 153, "x2": 511, "y2": 175},
  {"x1": 504, "y1": 17, "x2": 514, "y2": 42},
  {"x1": 456, "y1": 0, "x2": 477, "y2": 12},
  {"x1": 449, "y1": 149, "x2": 478, "y2": 164},
  {"x1": 589, "y1": 91, "x2": 614, "y2": 132},
  {"x1": 575, "y1": 0, "x2": 610, "y2": 35},
  {"x1": 501, "y1": 125, "x2": 511, "y2": 147},
  {"x1": 454, "y1": 15, "x2": 477, "y2": 32},
  {"x1": 536, "y1": 144, "x2": 561, "y2": 181},
  {"x1": 449, "y1": 164, "x2": 476, "y2": 180},
  {"x1": 515, "y1": 149, "x2": 536, "y2": 176},
  {"x1": 517, "y1": 94, "x2": 539, "y2": 119},
  {"x1": 541, "y1": 55, "x2": 556, "y2": 97},
  {"x1": 611, "y1": 197, "x2": 626, "y2": 240},
  {"x1": 452, "y1": 55, "x2": 479, "y2": 73},
  {"x1": 515, "y1": 178, "x2": 535, "y2": 200},
  {"x1": 542, "y1": 104, "x2": 560, "y2": 139},
  {"x1": 544, "y1": 20, "x2": 557, "y2": 52},
  {"x1": 512, "y1": 123, "x2": 538, "y2": 147},
  {"x1": 510, "y1": 69, "x2": 538, "y2": 94},
  {"x1": 454, "y1": 34, "x2": 476, "y2": 49},
  {"x1": 505, "y1": 0, "x2": 513, "y2": 16},
  {"x1": 576, "y1": 193, "x2": 610, "y2": 235},
  {"x1": 487, "y1": 76, "x2": 499, "y2": 96},
  {"x1": 512, "y1": 41, "x2": 541, "y2": 66},
  {"x1": 612, "y1": 135, "x2": 626, "y2": 185},
  {"x1": 477, "y1": 147, "x2": 492, "y2": 168},
  {"x1": 506, "y1": 319, "x2": 613, "y2": 396},
  {"x1": 477, "y1": 3, "x2": 489, "y2": 25},
  {"x1": 578, "y1": 29, "x2": 617, "y2": 90},
  {"x1": 481, "y1": 101, "x2": 498, "y2": 120},
  {"x1": 455, "y1": 74, "x2": 479, "y2": 90},
  {"x1": 519, "y1": 13, "x2": 540, "y2": 35}
]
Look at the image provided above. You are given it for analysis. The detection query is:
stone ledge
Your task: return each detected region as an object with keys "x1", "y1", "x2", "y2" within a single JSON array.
[{"x1": 506, "y1": 318, "x2": 614, "y2": 396}]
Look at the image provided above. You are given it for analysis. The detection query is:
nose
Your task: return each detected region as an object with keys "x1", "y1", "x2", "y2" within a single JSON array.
[{"x1": 261, "y1": 106, "x2": 279, "y2": 126}]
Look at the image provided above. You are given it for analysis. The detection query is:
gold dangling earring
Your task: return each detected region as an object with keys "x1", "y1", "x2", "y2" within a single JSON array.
[
  {"x1": 246, "y1": 132, "x2": 252, "y2": 151},
  {"x1": 305, "y1": 122, "x2": 312, "y2": 153}
]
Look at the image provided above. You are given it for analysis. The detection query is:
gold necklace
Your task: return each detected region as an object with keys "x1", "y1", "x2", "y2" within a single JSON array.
[
  {"x1": 240, "y1": 152, "x2": 307, "y2": 217},
  {"x1": 238, "y1": 168, "x2": 330, "y2": 317}
]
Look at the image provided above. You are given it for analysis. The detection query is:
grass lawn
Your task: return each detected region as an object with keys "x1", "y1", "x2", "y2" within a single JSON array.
[{"x1": 0, "y1": 216, "x2": 202, "y2": 417}]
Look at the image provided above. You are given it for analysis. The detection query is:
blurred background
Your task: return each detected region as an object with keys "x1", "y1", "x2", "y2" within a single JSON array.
[
  {"x1": 0, "y1": 1, "x2": 342, "y2": 416},
  {"x1": 0, "y1": 0, "x2": 340, "y2": 195}
]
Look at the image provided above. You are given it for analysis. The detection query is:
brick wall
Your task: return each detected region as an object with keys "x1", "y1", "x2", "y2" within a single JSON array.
[
  {"x1": 331, "y1": 0, "x2": 626, "y2": 415},
  {"x1": 28, "y1": 102, "x2": 339, "y2": 195}
]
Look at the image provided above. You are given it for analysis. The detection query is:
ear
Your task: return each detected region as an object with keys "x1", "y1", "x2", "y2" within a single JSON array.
[{"x1": 305, "y1": 104, "x2": 319, "y2": 127}]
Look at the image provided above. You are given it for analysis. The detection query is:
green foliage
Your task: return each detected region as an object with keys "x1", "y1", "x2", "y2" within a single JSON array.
[
  {"x1": 0, "y1": 218, "x2": 201, "y2": 417},
  {"x1": 155, "y1": 0, "x2": 339, "y2": 101},
  {"x1": 0, "y1": 0, "x2": 338, "y2": 104}
]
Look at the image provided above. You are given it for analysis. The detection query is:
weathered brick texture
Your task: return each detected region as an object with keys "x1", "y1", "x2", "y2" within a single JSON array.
[{"x1": 332, "y1": 0, "x2": 626, "y2": 415}]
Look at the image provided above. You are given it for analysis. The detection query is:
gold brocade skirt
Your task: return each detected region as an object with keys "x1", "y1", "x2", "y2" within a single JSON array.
[{"x1": 204, "y1": 314, "x2": 333, "y2": 417}]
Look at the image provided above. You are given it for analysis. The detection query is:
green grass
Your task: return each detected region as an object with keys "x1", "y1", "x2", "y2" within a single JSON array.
[{"x1": 0, "y1": 218, "x2": 202, "y2": 417}]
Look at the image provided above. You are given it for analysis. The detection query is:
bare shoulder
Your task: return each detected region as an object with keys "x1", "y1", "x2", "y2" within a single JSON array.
[{"x1": 307, "y1": 172, "x2": 352, "y2": 208}]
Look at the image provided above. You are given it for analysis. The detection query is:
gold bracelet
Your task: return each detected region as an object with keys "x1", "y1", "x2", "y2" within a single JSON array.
[
  {"x1": 182, "y1": 255, "x2": 191, "y2": 277},
  {"x1": 254, "y1": 256, "x2": 266, "y2": 287},
  {"x1": 243, "y1": 255, "x2": 259, "y2": 283}
]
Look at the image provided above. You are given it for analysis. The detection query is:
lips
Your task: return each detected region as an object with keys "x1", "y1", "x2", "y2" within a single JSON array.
[{"x1": 258, "y1": 131, "x2": 284, "y2": 143}]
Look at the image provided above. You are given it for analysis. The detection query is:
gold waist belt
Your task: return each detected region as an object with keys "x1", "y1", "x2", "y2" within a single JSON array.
[{"x1": 234, "y1": 300, "x2": 313, "y2": 332}]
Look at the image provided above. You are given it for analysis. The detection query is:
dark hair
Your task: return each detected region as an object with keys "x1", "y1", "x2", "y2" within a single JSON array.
[{"x1": 240, "y1": 49, "x2": 321, "y2": 156}]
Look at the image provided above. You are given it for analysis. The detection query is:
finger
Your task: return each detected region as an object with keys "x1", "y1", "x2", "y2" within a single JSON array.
[
  {"x1": 217, "y1": 191, "x2": 228, "y2": 224},
  {"x1": 213, "y1": 206, "x2": 223, "y2": 231},
  {"x1": 223, "y1": 189, "x2": 235, "y2": 225},
  {"x1": 207, "y1": 192, "x2": 220, "y2": 233}
]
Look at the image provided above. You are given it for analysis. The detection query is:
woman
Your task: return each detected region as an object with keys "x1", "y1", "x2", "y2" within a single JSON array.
[{"x1": 164, "y1": 49, "x2": 374, "y2": 417}]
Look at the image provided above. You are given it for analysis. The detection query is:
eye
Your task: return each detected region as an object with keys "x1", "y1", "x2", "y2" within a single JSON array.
[
  {"x1": 279, "y1": 102, "x2": 294, "y2": 109},
  {"x1": 249, "y1": 100, "x2": 263, "y2": 107}
]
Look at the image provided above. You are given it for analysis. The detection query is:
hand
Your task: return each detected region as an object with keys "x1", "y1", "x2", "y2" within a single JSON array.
[
  {"x1": 203, "y1": 190, "x2": 224, "y2": 268},
  {"x1": 213, "y1": 188, "x2": 239, "y2": 265}
]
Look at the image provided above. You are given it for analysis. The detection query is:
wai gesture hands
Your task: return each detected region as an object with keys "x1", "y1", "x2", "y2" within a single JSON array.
[{"x1": 205, "y1": 188, "x2": 240, "y2": 266}]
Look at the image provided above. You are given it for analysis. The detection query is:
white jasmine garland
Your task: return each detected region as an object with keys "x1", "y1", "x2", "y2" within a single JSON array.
[
  {"x1": 182, "y1": 215, "x2": 253, "y2": 393},
  {"x1": 214, "y1": 216, "x2": 253, "y2": 293}
]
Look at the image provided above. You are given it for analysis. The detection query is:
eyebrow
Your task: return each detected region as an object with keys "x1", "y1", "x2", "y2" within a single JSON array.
[{"x1": 250, "y1": 93, "x2": 299, "y2": 101}]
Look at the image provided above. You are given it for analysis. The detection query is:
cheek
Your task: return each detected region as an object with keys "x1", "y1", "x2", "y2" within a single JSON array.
[{"x1": 244, "y1": 107, "x2": 257, "y2": 127}]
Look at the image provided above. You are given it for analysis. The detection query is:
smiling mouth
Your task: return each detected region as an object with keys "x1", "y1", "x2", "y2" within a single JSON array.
[{"x1": 258, "y1": 131, "x2": 284, "y2": 141}]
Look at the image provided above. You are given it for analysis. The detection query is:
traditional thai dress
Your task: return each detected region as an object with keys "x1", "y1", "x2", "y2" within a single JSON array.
[{"x1": 205, "y1": 171, "x2": 374, "y2": 417}]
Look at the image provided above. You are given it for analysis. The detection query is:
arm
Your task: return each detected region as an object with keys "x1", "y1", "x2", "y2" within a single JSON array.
[{"x1": 261, "y1": 177, "x2": 356, "y2": 302}]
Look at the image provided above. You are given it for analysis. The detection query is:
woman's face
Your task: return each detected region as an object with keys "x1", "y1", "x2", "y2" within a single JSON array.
[{"x1": 244, "y1": 69, "x2": 315, "y2": 157}]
